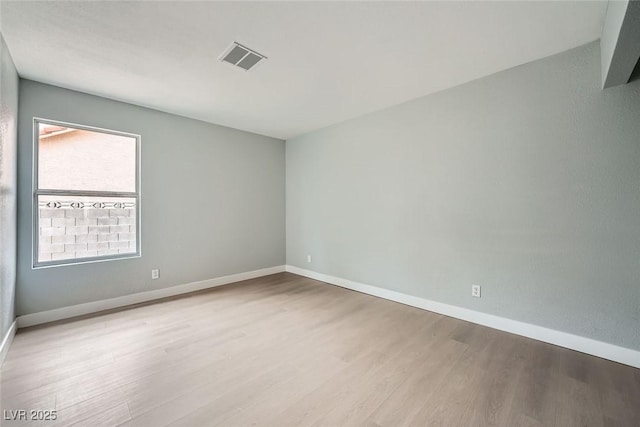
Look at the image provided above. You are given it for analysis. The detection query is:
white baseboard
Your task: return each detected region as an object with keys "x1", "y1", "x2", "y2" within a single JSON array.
[
  {"x1": 285, "y1": 265, "x2": 640, "y2": 369},
  {"x1": 17, "y1": 265, "x2": 286, "y2": 328},
  {"x1": 0, "y1": 320, "x2": 17, "y2": 366}
]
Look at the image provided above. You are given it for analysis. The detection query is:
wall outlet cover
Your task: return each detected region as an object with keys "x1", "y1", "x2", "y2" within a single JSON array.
[{"x1": 472, "y1": 285, "x2": 481, "y2": 298}]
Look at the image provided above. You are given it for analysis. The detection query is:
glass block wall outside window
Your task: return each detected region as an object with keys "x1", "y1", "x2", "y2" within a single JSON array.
[{"x1": 34, "y1": 119, "x2": 140, "y2": 267}]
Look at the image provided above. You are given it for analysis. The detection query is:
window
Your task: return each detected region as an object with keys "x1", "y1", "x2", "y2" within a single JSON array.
[{"x1": 33, "y1": 118, "x2": 140, "y2": 267}]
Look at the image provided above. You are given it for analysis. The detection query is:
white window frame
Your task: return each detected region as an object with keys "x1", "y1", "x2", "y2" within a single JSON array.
[{"x1": 32, "y1": 118, "x2": 141, "y2": 268}]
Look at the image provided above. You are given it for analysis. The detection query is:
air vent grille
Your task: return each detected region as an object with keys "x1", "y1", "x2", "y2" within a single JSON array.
[{"x1": 220, "y1": 42, "x2": 267, "y2": 71}]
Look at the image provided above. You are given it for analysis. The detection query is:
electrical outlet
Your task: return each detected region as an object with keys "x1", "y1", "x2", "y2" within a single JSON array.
[
  {"x1": 472, "y1": 285, "x2": 481, "y2": 298},
  {"x1": 151, "y1": 269, "x2": 160, "y2": 280},
  {"x1": 307, "y1": 254, "x2": 312, "y2": 263}
]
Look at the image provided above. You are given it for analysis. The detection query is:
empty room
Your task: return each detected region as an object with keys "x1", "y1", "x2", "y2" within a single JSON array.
[{"x1": 1, "y1": 0, "x2": 639, "y2": 426}]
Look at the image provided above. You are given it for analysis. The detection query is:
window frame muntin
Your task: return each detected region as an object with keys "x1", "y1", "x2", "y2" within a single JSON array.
[{"x1": 32, "y1": 117, "x2": 141, "y2": 268}]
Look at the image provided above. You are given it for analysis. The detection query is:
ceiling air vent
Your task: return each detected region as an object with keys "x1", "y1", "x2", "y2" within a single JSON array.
[{"x1": 219, "y1": 42, "x2": 267, "y2": 71}]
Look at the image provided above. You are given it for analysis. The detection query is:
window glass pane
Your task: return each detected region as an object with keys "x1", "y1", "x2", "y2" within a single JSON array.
[
  {"x1": 38, "y1": 124, "x2": 136, "y2": 192},
  {"x1": 37, "y1": 195, "x2": 137, "y2": 263}
]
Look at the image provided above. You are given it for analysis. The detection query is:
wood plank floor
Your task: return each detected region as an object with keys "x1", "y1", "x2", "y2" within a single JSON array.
[{"x1": 1, "y1": 272, "x2": 639, "y2": 426}]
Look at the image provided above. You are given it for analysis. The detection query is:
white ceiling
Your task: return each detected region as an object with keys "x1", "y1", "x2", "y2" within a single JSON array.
[{"x1": 1, "y1": 1, "x2": 607, "y2": 140}]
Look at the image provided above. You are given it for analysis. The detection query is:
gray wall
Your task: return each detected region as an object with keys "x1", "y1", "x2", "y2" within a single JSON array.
[
  {"x1": 18, "y1": 80, "x2": 285, "y2": 315},
  {"x1": 286, "y1": 41, "x2": 640, "y2": 351},
  {"x1": 0, "y1": 33, "x2": 18, "y2": 339}
]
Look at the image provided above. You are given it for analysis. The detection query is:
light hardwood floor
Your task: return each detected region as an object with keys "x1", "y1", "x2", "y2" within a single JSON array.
[{"x1": 1, "y1": 272, "x2": 639, "y2": 426}]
